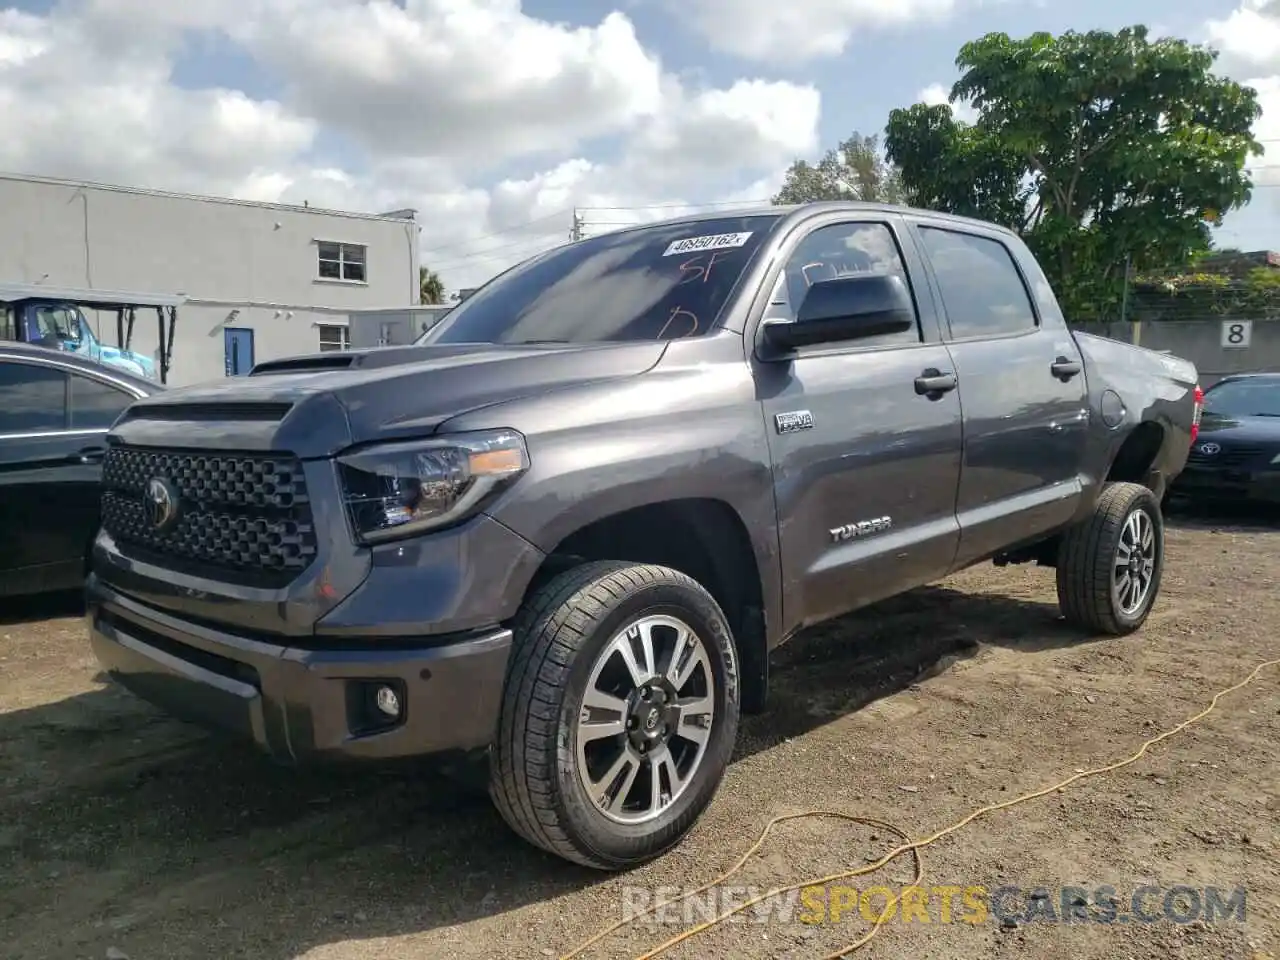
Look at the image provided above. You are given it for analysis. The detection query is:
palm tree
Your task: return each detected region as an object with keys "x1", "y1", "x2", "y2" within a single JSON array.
[{"x1": 420, "y1": 267, "x2": 446, "y2": 304}]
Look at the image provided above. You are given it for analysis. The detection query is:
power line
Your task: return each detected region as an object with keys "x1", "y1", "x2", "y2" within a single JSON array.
[
  {"x1": 430, "y1": 237, "x2": 567, "y2": 270},
  {"x1": 418, "y1": 208, "x2": 573, "y2": 257},
  {"x1": 577, "y1": 198, "x2": 772, "y2": 212}
]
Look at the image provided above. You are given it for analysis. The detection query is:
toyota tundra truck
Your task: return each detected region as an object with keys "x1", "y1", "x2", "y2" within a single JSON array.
[{"x1": 86, "y1": 202, "x2": 1202, "y2": 870}]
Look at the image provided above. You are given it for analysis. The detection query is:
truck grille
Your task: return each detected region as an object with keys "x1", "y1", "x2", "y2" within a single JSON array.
[{"x1": 100, "y1": 446, "x2": 318, "y2": 587}]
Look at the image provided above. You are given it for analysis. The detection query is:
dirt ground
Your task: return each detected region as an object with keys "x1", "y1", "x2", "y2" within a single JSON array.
[{"x1": 1, "y1": 505, "x2": 1278, "y2": 960}]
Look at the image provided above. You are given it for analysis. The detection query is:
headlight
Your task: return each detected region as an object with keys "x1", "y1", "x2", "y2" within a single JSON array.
[
  {"x1": 1271, "y1": 452, "x2": 1280, "y2": 465},
  {"x1": 337, "y1": 429, "x2": 529, "y2": 543}
]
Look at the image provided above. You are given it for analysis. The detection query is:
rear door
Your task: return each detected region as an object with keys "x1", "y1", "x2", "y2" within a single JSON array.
[
  {"x1": 754, "y1": 212, "x2": 963, "y2": 630},
  {"x1": 907, "y1": 221, "x2": 1089, "y2": 567}
]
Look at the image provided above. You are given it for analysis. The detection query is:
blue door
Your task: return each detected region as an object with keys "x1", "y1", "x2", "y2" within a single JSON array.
[{"x1": 224, "y1": 327, "x2": 255, "y2": 376}]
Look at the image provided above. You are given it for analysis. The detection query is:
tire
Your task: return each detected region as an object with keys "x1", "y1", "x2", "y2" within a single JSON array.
[
  {"x1": 489, "y1": 561, "x2": 740, "y2": 870},
  {"x1": 1056, "y1": 482, "x2": 1164, "y2": 635}
]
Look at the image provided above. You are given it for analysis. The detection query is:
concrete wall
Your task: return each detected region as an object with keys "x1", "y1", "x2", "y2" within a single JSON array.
[
  {"x1": 0, "y1": 174, "x2": 420, "y2": 386},
  {"x1": 1074, "y1": 319, "x2": 1280, "y2": 386},
  {"x1": 347, "y1": 306, "x2": 454, "y2": 348}
]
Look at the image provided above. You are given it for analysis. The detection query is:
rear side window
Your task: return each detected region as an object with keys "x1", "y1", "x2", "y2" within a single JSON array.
[
  {"x1": 70, "y1": 372, "x2": 134, "y2": 430},
  {"x1": 0, "y1": 361, "x2": 67, "y2": 434},
  {"x1": 919, "y1": 227, "x2": 1037, "y2": 338}
]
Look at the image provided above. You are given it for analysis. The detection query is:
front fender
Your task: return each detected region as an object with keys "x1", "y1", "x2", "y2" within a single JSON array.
[{"x1": 446, "y1": 338, "x2": 785, "y2": 645}]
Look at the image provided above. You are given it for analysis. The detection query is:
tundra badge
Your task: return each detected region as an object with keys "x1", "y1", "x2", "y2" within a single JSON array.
[
  {"x1": 775, "y1": 410, "x2": 815, "y2": 434},
  {"x1": 830, "y1": 516, "x2": 893, "y2": 542}
]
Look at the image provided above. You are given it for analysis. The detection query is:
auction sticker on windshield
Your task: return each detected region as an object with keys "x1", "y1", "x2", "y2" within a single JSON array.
[{"x1": 662, "y1": 232, "x2": 754, "y2": 257}]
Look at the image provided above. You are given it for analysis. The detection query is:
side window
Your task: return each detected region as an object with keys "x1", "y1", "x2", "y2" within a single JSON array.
[
  {"x1": 69, "y1": 373, "x2": 134, "y2": 430},
  {"x1": 0, "y1": 361, "x2": 67, "y2": 434},
  {"x1": 918, "y1": 227, "x2": 1038, "y2": 338},
  {"x1": 778, "y1": 221, "x2": 921, "y2": 348}
]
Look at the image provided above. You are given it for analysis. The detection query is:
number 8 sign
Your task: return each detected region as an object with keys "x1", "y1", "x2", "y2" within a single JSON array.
[{"x1": 1220, "y1": 319, "x2": 1252, "y2": 349}]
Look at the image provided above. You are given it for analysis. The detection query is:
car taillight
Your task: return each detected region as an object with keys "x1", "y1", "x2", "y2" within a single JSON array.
[{"x1": 1190, "y1": 384, "x2": 1204, "y2": 445}]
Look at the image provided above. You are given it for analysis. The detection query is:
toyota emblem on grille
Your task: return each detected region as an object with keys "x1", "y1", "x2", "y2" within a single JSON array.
[
  {"x1": 145, "y1": 477, "x2": 180, "y2": 531},
  {"x1": 1198, "y1": 442, "x2": 1221, "y2": 456}
]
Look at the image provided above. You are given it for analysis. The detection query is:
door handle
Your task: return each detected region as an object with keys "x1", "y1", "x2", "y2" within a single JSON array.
[
  {"x1": 914, "y1": 369, "x2": 958, "y2": 398},
  {"x1": 1051, "y1": 357, "x2": 1082, "y2": 381}
]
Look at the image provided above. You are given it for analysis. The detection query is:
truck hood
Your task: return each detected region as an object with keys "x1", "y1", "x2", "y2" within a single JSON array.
[
  {"x1": 110, "y1": 340, "x2": 666, "y2": 457},
  {"x1": 1197, "y1": 413, "x2": 1280, "y2": 444}
]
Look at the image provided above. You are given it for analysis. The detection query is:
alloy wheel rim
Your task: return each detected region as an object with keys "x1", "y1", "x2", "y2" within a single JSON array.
[
  {"x1": 573, "y1": 614, "x2": 716, "y2": 825},
  {"x1": 1113, "y1": 507, "x2": 1157, "y2": 616}
]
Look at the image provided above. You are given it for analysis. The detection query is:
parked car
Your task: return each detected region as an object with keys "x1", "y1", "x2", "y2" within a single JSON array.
[
  {"x1": 0, "y1": 343, "x2": 160, "y2": 598},
  {"x1": 85, "y1": 202, "x2": 1200, "y2": 870},
  {"x1": 1169, "y1": 371, "x2": 1280, "y2": 505}
]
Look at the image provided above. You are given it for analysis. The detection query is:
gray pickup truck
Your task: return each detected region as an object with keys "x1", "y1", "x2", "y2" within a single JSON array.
[{"x1": 86, "y1": 202, "x2": 1201, "y2": 870}]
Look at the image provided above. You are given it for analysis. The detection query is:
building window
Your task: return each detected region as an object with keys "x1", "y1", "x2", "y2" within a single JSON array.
[
  {"x1": 317, "y1": 324, "x2": 350, "y2": 352},
  {"x1": 317, "y1": 241, "x2": 367, "y2": 282}
]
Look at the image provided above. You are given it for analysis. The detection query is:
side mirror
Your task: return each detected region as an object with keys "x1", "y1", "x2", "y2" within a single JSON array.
[{"x1": 762, "y1": 274, "x2": 915, "y2": 353}]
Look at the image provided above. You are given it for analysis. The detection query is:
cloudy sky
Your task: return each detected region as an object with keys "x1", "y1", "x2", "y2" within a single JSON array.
[{"x1": 1, "y1": 0, "x2": 1277, "y2": 293}]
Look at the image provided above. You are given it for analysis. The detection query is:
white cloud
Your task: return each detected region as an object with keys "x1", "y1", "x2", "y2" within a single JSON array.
[
  {"x1": 1207, "y1": 0, "x2": 1280, "y2": 71},
  {"x1": 0, "y1": 1, "x2": 820, "y2": 290},
  {"x1": 917, "y1": 82, "x2": 979, "y2": 123},
  {"x1": 0, "y1": 9, "x2": 315, "y2": 198},
  {"x1": 1201, "y1": 0, "x2": 1280, "y2": 242},
  {"x1": 233, "y1": 1, "x2": 666, "y2": 164},
  {"x1": 673, "y1": 0, "x2": 957, "y2": 63}
]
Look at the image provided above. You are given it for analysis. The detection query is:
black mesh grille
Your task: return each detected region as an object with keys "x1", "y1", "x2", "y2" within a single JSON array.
[{"x1": 100, "y1": 446, "x2": 317, "y2": 586}]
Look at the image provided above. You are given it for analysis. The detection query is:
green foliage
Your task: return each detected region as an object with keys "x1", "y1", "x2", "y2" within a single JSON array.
[
  {"x1": 420, "y1": 267, "x2": 445, "y2": 305},
  {"x1": 773, "y1": 133, "x2": 907, "y2": 205},
  {"x1": 1131, "y1": 266, "x2": 1280, "y2": 320},
  {"x1": 883, "y1": 26, "x2": 1263, "y2": 321}
]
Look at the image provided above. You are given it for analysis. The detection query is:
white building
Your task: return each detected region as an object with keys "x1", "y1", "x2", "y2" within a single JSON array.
[{"x1": 0, "y1": 172, "x2": 420, "y2": 385}]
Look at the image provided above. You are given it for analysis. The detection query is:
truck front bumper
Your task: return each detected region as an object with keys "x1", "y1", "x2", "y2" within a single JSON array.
[
  {"x1": 86, "y1": 575, "x2": 512, "y2": 763},
  {"x1": 1170, "y1": 466, "x2": 1280, "y2": 505}
]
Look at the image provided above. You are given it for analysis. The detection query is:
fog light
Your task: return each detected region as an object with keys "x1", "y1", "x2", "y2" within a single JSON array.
[{"x1": 374, "y1": 684, "x2": 402, "y2": 718}]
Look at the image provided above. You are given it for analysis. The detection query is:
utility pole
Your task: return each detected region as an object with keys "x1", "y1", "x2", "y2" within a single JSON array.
[{"x1": 570, "y1": 209, "x2": 584, "y2": 242}]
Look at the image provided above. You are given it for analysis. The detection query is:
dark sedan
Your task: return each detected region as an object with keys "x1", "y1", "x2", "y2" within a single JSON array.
[
  {"x1": 1171, "y1": 372, "x2": 1280, "y2": 506},
  {"x1": 0, "y1": 342, "x2": 160, "y2": 598}
]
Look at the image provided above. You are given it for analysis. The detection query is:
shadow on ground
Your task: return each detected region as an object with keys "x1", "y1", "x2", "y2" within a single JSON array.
[
  {"x1": 0, "y1": 588, "x2": 83, "y2": 627},
  {"x1": 0, "y1": 581, "x2": 1091, "y2": 960},
  {"x1": 1165, "y1": 497, "x2": 1280, "y2": 534}
]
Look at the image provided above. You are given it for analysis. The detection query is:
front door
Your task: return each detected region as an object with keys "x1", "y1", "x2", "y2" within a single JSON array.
[
  {"x1": 909, "y1": 222, "x2": 1089, "y2": 567},
  {"x1": 224, "y1": 327, "x2": 255, "y2": 376},
  {"x1": 756, "y1": 215, "x2": 963, "y2": 631}
]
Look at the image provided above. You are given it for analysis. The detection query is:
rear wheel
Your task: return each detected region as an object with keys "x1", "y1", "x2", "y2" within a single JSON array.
[
  {"x1": 1057, "y1": 482, "x2": 1164, "y2": 635},
  {"x1": 490, "y1": 561, "x2": 740, "y2": 870}
]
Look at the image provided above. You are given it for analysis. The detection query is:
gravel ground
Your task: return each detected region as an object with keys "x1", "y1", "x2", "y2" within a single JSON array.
[{"x1": 1, "y1": 505, "x2": 1277, "y2": 960}]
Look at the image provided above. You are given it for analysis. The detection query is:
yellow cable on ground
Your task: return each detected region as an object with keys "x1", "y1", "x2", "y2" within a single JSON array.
[{"x1": 559, "y1": 656, "x2": 1280, "y2": 960}]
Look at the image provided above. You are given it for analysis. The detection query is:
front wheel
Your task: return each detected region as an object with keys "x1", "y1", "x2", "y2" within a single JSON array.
[
  {"x1": 490, "y1": 561, "x2": 740, "y2": 870},
  {"x1": 1057, "y1": 482, "x2": 1164, "y2": 635}
]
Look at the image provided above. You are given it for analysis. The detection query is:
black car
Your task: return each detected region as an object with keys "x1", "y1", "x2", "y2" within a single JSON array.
[
  {"x1": 1172, "y1": 372, "x2": 1280, "y2": 505},
  {"x1": 0, "y1": 343, "x2": 159, "y2": 598}
]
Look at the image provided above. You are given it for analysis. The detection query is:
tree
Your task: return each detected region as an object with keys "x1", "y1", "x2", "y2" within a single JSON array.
[
  {"x1": 773, "y1": 133, "x2": 907, "y2": 205},
  {"x1": 884, "y1": 26, "x2": 1263, "y2": 320},
  {"x1": 420, "y1": 267, "x2": 445, "y2": 304}
]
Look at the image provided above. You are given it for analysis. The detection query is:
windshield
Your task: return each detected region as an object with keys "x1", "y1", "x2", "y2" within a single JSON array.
[
  {"x1": 1202, "y1": 378, "x2": 1280, "y2": 418},
  {"x1": 419, "y1": 214, "x2": 782, "y2": 345}
]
